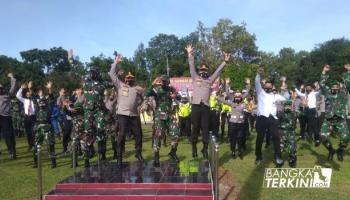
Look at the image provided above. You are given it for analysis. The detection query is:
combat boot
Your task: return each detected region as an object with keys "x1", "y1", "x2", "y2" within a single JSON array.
[
  {"x1": 201, "y1": 143, "x2": 209, "y2": 159},
  {"x1": 51, "y1": 158, "x2": 57, "y2": 168},
  {"x1": 135, "y1": 150, "x2": 144, "y2": 162},
  {"x1": 326, "y1": 144, "x2": 336, "y2": 161},
  {"x1": 336, "y1": 146, "x2": 345, "y2": 161},
  {"x1": 192, "y1": 142, "x2": 198, "y2": 158},
  {"x1": 168, "y1": 144, "x2": 179, "y2": 163},
  {"x1": 154, "y1": 151, "x2": 160, "y2": 167}
]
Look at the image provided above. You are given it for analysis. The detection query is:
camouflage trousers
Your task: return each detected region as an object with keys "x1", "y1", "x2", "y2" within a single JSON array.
[
  {"x1": 12, "y1": 113, "x2": 24, "y2": 134},
  {"x1": 81, "y1": 110, "x2": 96, "y2": 160},
  {"x1": 71, "y1": 117, "x2": 84, "y2": 158},
  {"x1": 153, "y1": 111, "x2": 179, "y2": 152},
  {"x1": 320, "y1": 118, "x2": 350, "y2": 148},
  {"x1": 280, "y1": 129, "x2": 297, "y2": 160},
  {"x1": 34, "y1": 123, "x2": 55, "y2": 157}
]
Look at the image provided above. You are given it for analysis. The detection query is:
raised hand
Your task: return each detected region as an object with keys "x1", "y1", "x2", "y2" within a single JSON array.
[
  {"x1": 344, "y1": 64, "x2": 350, "y2": 71},
  {"x1": 7, "y1": 73, "x2": 14, "y2": 79},
  {"x1": 46, "y1": 81, "x2": 53, "y2": 89},
  {"x1": 257, "y1": 67, "x2": 264, "y2": 75},
  {"x1": 323, "y1": 64, "x2": 330, "y2": 74},
  {"x1": 28, "y1": 81, "x2": 33, "y2": 89},
  {"x1": 185, "y1": 44, "x2": 193, "y2": 55},
  {"x1": 68, "y1": 49, "x2": 74, "y2": 60},
  {"x1": 21, "y1": 83, "x2": 27, "y2": 89},
  {"x1": 245, "y1": 77, "x2": 251, "y2": 85},
  {"x1": 223, "y1": 52, "x2": 230, "y2": 62},
  {"x1": 114, "y1": 54, "x2": 123, "y2": 64}
]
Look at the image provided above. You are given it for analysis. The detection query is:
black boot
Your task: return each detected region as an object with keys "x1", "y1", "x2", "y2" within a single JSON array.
[
  {"x1": 135, "y1": 150, "x2": 144, "y2": 162},
  {"x1": 231, "y1": 151, "x2": 236, "y2": 159},
  {"x1": 192, "y1": 142, "x2": 198, "y2": 158},
  {"x1": 154, "y1": 151, "x2": 160, "y2": 167},
  {"x1": 337, "y1": 147, "x2": 345, "y2": 161},
  {"x1": 168, "y1": 144, "x2": 179, "y2": 163},
  {"x1": 51, "y1": 158, "x2": 57, "y2": 168},
  {"x1": 288, "y1": 156, "x2": 297, "y2": 167},
  {"x1": 201, "y1": 143, "x2": 208, "y2": 159},
  {"x1": 84, "y1": 159, "x2": 90, "y2": 168},
  {"x1": 275, "y1": 155, "x2": 284, "y2": 167},
  {"x1": 326, "y1": 144, "x2": 336, "y2": 161}
]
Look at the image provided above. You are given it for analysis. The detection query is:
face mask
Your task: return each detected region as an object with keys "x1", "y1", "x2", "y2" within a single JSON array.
[
  {"x1": 331, "y1": 90, "x2": 338, "y2": 95},
  {"x1": 126, "y1": 80, "x2": 134, "y2": 86},
  {"x1": 264, "y1": 88, "x2": 272, "y2": 93},
  {"x1": 200, "y1": 72, "x2": 209, "y2": 79},
  {"x1": 285, "y1": 108, "x2": 292, "y2": 113},
  {"x1": 234, "y1": 98, "x2": 242, "y2": 103}
]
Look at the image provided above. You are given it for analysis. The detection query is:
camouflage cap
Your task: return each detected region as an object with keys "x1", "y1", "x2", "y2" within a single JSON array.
[{"x1": 283, "y1": 100, "x2": 293, "y2": 106}]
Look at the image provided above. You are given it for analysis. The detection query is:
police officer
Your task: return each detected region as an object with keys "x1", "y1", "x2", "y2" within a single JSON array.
[
  {"x1": 220, "y1": 96, "x2": 231, "y2": 140},
  {"x1": 0, "y1": 73, "x2": 17, "y2": 159},
  {"x1": 109, "y1": 53, "x2": 144, "y2": 168},
  {"x1": 178, "y1": 96, "x2": 191, "y2": 137},
  {"x1": 209, "y1": 91, "x2": 220, "y2": 138},
  {"x1": 186, "y1": 44, "x2": 230, "y2": 159}
]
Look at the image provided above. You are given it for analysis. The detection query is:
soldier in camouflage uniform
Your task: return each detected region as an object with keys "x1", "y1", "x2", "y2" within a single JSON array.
[
  {"x1": 33, "y1": 93, "x2": 56, "y2": 168},
  {"x1": 11, "y1": 98, "x2": 24, "y2": 137},
  {"x1": 82, "y1": 68, "x2": 106, "y2": 167},
  {"x1": 144, "y1": 75, "x2": 179, "y2": 166},
  {"x1": 278, "y1": 100, "x2": 297, "y2": 167},
  {"x1": 64, "y1": 90, "x2": 85, "y2": 167},
  {"x1": 320, "y1": 64, "x2": 349, "y2": 161}
]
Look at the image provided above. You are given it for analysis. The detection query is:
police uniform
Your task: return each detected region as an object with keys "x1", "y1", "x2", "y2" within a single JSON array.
[
  {"x1": 178, "y1": 98, "x2": 191, "y2": 137},
  {"x1": 188, "y1": 53, "x2": 226, "y2": 159},
  {"x1": 220, "y1": 102, "x2": 231, "y2": 139},
  {"x1": 209, "y1": 95, "x2": 220, "y2": 138},
  {"x1": 109, "y1": 63, "x2": 144, "y2": 167}
]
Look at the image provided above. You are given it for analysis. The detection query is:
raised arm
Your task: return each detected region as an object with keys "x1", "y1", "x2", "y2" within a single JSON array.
[
  {"x1": 255, "y1": 68, "x2": 264, "y2": 95},
  {"x1": 108, "y1": 54, "x2": 123, "y2": 88},
  {"x1": 243, "y1": 78, "x2": 251, "y2": 98},
  {"x1": 294, "y1": 88, "x2": 306, "y2": 97},
  {"x1": 209, "y1": 52, "x2": 230, "y2": 83},
  {"x1": 186, "y1": 44, "x2": 197, "y2": 79},
  {"x1": 320, "y1": 64, "x2": 331, "y2": 97},
  {"x1": 7, "y1": 73, "x2": 16, "y2": 96},
  {"x1": 16, "y1": 86, "x2": 25, "y2": 103}
]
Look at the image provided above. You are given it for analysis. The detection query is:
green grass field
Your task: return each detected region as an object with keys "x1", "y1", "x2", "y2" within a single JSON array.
[{"x1": 1, "y1": 124, "x2": 350, "y2": 200}]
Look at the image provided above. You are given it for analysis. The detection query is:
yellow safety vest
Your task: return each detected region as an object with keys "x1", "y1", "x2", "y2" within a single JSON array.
[
  {"x1": 209, "y1": 95, "x2": 219, "y2": 110},
  {"x1": 178, "y1": 103, "x2": 191, "y2": 117},
  {"x1": 221, "y1": 104, "x2": 231, "y2": 113}
]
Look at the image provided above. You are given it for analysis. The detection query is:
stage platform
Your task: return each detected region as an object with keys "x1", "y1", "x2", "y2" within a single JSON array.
[{"x1": 44, "y1": 160, "x2": 213, "y2": 200}]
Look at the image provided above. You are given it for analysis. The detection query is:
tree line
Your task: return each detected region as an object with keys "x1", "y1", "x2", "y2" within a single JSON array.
[{"x1": 1, "y1": 18, "x2": 350, "y2": 92}]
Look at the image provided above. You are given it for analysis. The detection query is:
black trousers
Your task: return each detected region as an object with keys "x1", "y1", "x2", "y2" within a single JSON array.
[
  {"x1": 229, "y1": 122, "x2": 245, "y2": 153},
  {"x1": 209, "y1": 109, "x2": 220, "y2": 137},
  {"x1": 62, "y1": 119, "x2": 73, "y2": 150},
  {"x1": 298, "y1": 113, "x2": 307, "y2": 138},
  {"x1": 255, "y1": 115, "x2": 281, "y2": 159},
  {"x1": 117, "y1": 115, "x2": 142, "y2": 154},
  {"x1": 318, "y1": 112, "x2": 325, "y2": 134},
  {"x1": 24, "y1": 115, "x2": 36, "y2": 148},
  {"x1": 191, "y1": 104, "x2": 210, "y2": 144},
  {"x1": 179, "y1": 116, "x2": 191, "y2": 137},
  {"x1": 220, "y1": 112, "x2": 228, "y2": 138},
  {"x1": 306, "y1": 108, "x2": 320, "y2": 141},
  {"x1": 0, "y1": 115, "x2": 16, "y2": 154}
]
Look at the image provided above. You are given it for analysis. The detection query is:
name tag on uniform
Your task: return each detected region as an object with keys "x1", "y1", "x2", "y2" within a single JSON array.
[
  {"x1": 121, "y1": 87, "x2": 129, "y2": 97},
  {"x1": 196, "y1": 79, "x2": 202, "y2": 87}
]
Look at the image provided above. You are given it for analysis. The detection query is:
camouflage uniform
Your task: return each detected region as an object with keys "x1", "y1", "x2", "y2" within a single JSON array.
[
  {"x1": 82, "y1": 70, "x2": 106, "y2": 167},
  {"x1": 11, "y1": 98, "x2": 24, "y2": 137},
  {"x1": 33, "y1": 97, "x2": 56, "y2": 168},
  {"x1": 278, "y1": 100, "x2": 297, "y2": 167},
  {"x1": 320, "y1": 73, "x2": 349, "y2": 161},
  {"x1": 69, "y1": 99, "x2": 84, "y2": 167},
  {"x1": 144, "y1": 78, "x2": 179, "y2": 166}
]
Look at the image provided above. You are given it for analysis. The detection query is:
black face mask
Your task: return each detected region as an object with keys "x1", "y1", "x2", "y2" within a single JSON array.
[
  {"x1": 234, "y1": 98, "x2": 242, "y2": 103},
  {"x1": 285, "y1": 108, "x2": 292, "y2": 113},
  {"x1": 200, "y1": 72, "x2": 209, "y2": 79},
  {"x1": 264, "y1": 88, "x2": 272, "y2": 93},
  {"x1": 331, "y1": 89, "x2": 338, "y2": 95},
  {"x1": 126, "y1": 80, "x2": 134, "y2": 86}
]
